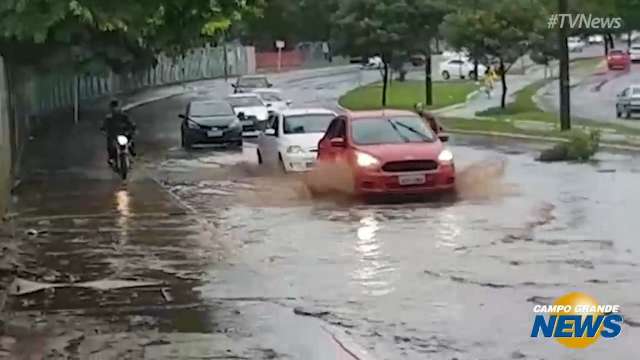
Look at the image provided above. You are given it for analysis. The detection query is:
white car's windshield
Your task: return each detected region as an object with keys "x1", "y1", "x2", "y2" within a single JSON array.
[
  {"x1": 238, "y1": 77, "x2": 269, "y2": 88},
  {"x1": 227, "y1": 97, "x2": 264, "y2": 107},
  {"x1": 351, "y1": 116, "x2": 436, "y2": 145},
  {"x1": 283, "y1": 114, "x2": 334, "y2": 134},
  {"x1": 259, "y1": 93, "x2": 283, "y2": 102}
]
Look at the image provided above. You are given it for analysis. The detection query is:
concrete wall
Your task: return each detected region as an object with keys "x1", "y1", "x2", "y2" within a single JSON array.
[{"x1": 0, "y1": 56, "x2": 10, "y2": 216}]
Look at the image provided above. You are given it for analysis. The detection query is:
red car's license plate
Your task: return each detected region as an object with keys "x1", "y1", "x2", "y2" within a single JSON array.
[{"x1": 398, "y1": 174, "x2": 426, "y2": 186}]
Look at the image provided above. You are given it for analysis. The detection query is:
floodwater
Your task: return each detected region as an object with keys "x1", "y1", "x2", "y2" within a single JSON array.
[{"x1": 155, "y1": 138, "x2": 640, "y2": 360}]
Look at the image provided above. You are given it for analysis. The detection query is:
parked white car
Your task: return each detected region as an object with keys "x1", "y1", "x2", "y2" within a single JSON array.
[
  {"x1": 257, "y1": 108, "x2": 337, "y2": 172},
  {"x1": 439, "y1": 58, "x2": 486, "y2": 80},
  {"x1": 252, "y1": 88, "x2": 292, "y2": 112},
  {"x1": 629, "y1": 44, "x2": 640, "y2": 62},
  {"x1": 441, "y1": 50, "x2": 469, "y2": 60},
  {"x1": 588, "y1": 35, "x2": 604, "y2": 44},
  {"x1": 226, "y1": 93, "x2": 269, "y2": 137},
  {"x1": 568, "y1": 37, "x2": 586, "y2": 52},
  {"x1": 362, "y1": 56, "x2": 384, "y2": 70}
]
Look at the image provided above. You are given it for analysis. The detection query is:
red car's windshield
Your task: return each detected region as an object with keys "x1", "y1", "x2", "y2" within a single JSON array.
[{"x1": 351, "y1": 116, "x2": 436, "y2": 145}]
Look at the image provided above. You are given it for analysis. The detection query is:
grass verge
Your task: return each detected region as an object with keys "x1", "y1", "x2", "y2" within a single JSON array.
[{"x1": 339, "y1": 80, "x2": 479, "y2": 111}]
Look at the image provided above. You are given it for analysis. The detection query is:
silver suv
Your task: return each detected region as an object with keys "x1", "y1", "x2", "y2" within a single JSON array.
[{"x1": 616, "y1": 85, "x2": 640, "y2": 119}]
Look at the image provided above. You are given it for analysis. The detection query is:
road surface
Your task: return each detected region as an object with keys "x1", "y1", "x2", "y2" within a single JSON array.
[{"x1": 2, "y1": 66, "x2": 640, "y2": 359}]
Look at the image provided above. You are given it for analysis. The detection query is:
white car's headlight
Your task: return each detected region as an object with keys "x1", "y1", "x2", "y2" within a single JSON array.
[
  {"x1": 257, "y1": 112, "x2": 268, "y2": 121},
  {"x1": 286, "y1": 145, "x2": 304, "y2": 153},
  {"x1": 117, "y1": 135, "x2": 129, "y2": 146},
  {"x1": 356, "y1": 151, "x2": 380, "y2": 167},
  {"x1": 438, "y1": 149, "x2": 454, "y2": 162}
]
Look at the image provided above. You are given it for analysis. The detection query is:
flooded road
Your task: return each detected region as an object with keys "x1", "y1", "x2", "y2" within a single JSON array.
[
  {"x1": 3, "y1": 68, "x2": 640, "y2": 359},
  {"x1": 158, "y1": 137, "x2": 640, "y2": 360}
]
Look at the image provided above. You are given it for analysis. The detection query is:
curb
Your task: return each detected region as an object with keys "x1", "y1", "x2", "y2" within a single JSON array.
[{"x1": 447, "y1": 128, "x2": 640, "y2": 152}]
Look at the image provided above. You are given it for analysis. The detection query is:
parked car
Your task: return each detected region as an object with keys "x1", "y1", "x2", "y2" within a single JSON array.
[
  {"x1": 439, "y1": 58, "x2": 486, "y2": 80},
  {"x1": 410, "y1": 54, "x2": 426, "y2": 66},
  {"x1": 607, "y1": 50, "x2": 631, "y2": 70},
  {"x1": 568, "y1": 37, "x2": 586, "y2": 52},
  {"x1": 629, "y1": 45, "x2": 640, "y2": 62},
  {"x1": 588, "y1": 35, "x2": 604, "y2": 44},
  {"x1": 441, "y1": 50, "x2": 468, "y2": 60},
  {"x1": 252, "y1": 88, "x2": 292, "y2": 113},
  {"x1": 316, "y1": 110, "x2": 455, "y2": 197},
  {"x1": 232, "y1": 75, "x2": 272, "y2": 93},
  {"x1": 179, "y1": 100, "x2": 242, "y2": 149},
  {"x1": 226, "y1": 93, "x2": 270, "y2": 136},
  {"x1": 257, "y1": 108, "x2": 337, "y2": 172},
  {"x1": 362, "y1": 56, "x2": 384, "y2": 70},
  {"x1": 615, "y1": 85, "x2": 640, "y2": 119},
  {"x1": 620, "y1": 31, "x2": 640, "y2": 42}
]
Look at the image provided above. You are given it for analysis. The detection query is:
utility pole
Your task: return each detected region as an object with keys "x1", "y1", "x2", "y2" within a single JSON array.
[
  {"x1": 558, "y1": 0, "x2": 571, "y2": 131},
  {"x1": 425, "y1": 41, "x2": 433, "y2": 106}
]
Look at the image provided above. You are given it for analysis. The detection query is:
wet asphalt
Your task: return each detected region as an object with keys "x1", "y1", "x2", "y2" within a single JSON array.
[{"x1": 2, "y1": 68, "x2": 640, "y2": 359}]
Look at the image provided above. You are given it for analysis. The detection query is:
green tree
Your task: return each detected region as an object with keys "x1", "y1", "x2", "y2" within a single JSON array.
[
  {"x1": 333, "y1": 0, "x2": 418, "y2": 106},
  {"x1": 0, "y1": 0, "x2": 263, "y2": 73},
  {"x1": 441, "y1": 0, "x2": 546, "y2": 108}
]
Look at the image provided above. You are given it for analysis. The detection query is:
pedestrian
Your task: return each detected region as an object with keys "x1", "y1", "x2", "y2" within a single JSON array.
[
  {"x1": 483, "y1": 65, "x2": 496, "y2": 98},
  {"x1": 322, "y1": 41, "x2": 332, "y2": 62}
]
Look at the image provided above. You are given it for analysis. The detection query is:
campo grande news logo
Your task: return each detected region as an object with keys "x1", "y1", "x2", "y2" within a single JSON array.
[{"x1": 530, "y1": 292, "x2": 623, "y2": 349}]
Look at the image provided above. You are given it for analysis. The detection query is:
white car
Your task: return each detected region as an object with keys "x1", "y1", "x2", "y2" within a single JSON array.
[
  {"x1": 568, "y1": 37, "x2": 586, "y2": 52},
  {"x1": 441, "y1": 50, "x2": 468, "y2": 60},
  {"x1": 588, "y1": 35, "x2": 604, "y2": 44},
  {"x1": 439, "y1": 59, "x2": 486, "y2": 80},
  {"x1": 257, "y1": 108, "x2": 337, "y2": 172},
  {"x1": 226, "y1": 93, "x2": 270, "y2": 137},
  {"x1": 252, "y1": 88, "x2": 292, "y2": 112},
  {"x1": 362, "y1": 56, "x2": 384, "y2": 70},
  {"x1": 629, "y1": 45, "x2": 640, "y2": 62},
  {"x1": 621, "y1": 31, "x2": 640, "y2": 42}
]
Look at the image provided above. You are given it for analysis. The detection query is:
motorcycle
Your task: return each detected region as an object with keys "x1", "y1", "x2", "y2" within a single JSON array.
[{"x1": 112, "y1": 134, "x2": 132, "y2": 180}]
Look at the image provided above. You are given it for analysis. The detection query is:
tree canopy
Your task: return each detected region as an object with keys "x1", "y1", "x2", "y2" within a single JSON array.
[{"x1": 0, "y1": 0, "x2": 264, "y2": 72}]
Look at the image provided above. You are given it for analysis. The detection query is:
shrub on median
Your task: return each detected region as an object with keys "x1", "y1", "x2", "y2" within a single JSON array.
[{"x1": 538, "y1": 129, "x2": 601, "y2": 162}]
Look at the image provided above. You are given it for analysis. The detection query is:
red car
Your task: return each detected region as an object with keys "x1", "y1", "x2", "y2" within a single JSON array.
[
  {"x1": 607, "y1": 50, "x2": 630, "y2": 70},
  {"x1": 317, "y1": 110, "x2": 455, "y2": 196}
]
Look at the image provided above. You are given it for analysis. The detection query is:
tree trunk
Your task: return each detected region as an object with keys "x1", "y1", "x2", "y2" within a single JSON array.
[
  {"x1": 473, "y1": 58, "x2": 479, "y2": 81},
  {"x1": 604, "y1": 37, "x2": 609, "y2": 56},
  {"x1": 628, "y1": 31, "x2": 632, "y2": 49},
  {"x1": 499, "y1": 58, "x2": 507, "y2": 109},
  {"x1": 382, "y1": 61, "x2": 389, "y2": 107},
  {"x1": 425, "y1": 47, "x2": 433, "y2": 106},
  {"x1": 606, "y1": 33, "x2": 615, "y2": 50}
]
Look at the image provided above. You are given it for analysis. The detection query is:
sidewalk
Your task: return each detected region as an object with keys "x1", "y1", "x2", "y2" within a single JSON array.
[{"x1": 435, "y1": 65, "x2": 546, "y2": 118}]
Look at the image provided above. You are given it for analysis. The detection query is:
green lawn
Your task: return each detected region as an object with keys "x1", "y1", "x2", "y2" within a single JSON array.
[
  {"x1": 475, "y1": 78, "x2": 556, "y2": 122},
  {"x1": 339, "y1": 80, "x2": 479, "y2": 111}
]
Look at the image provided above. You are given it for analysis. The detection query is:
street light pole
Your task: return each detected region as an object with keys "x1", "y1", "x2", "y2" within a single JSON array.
[{"x1": 558, "y1": 0, "x2": 571, "y2": 131}]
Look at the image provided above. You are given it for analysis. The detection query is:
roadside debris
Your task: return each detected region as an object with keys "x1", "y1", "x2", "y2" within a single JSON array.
[
  {"x1": 8, "y1": 278, "x2": 163, "y2": 296},
  {"x1": 293, "y1": 306, "x2": 330, "y2": 318}
]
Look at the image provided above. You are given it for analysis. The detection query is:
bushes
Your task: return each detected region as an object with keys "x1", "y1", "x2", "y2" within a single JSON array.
[{"x1": 538, "y1": 129, "x2": 601, "y2": 162}]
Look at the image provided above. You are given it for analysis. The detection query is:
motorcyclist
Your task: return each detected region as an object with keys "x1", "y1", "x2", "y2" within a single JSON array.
[
  {"x1": 414, "y1": 103, "x2": 443, "y2": 134},
  {"x1": 101, "y1": 99, "x2": 136, "y2": 165}
]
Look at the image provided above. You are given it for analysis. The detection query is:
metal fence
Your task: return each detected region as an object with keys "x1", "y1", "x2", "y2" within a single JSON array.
[{"x1": 21, "y1": 44, "x2": 250, "y2": 115}]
